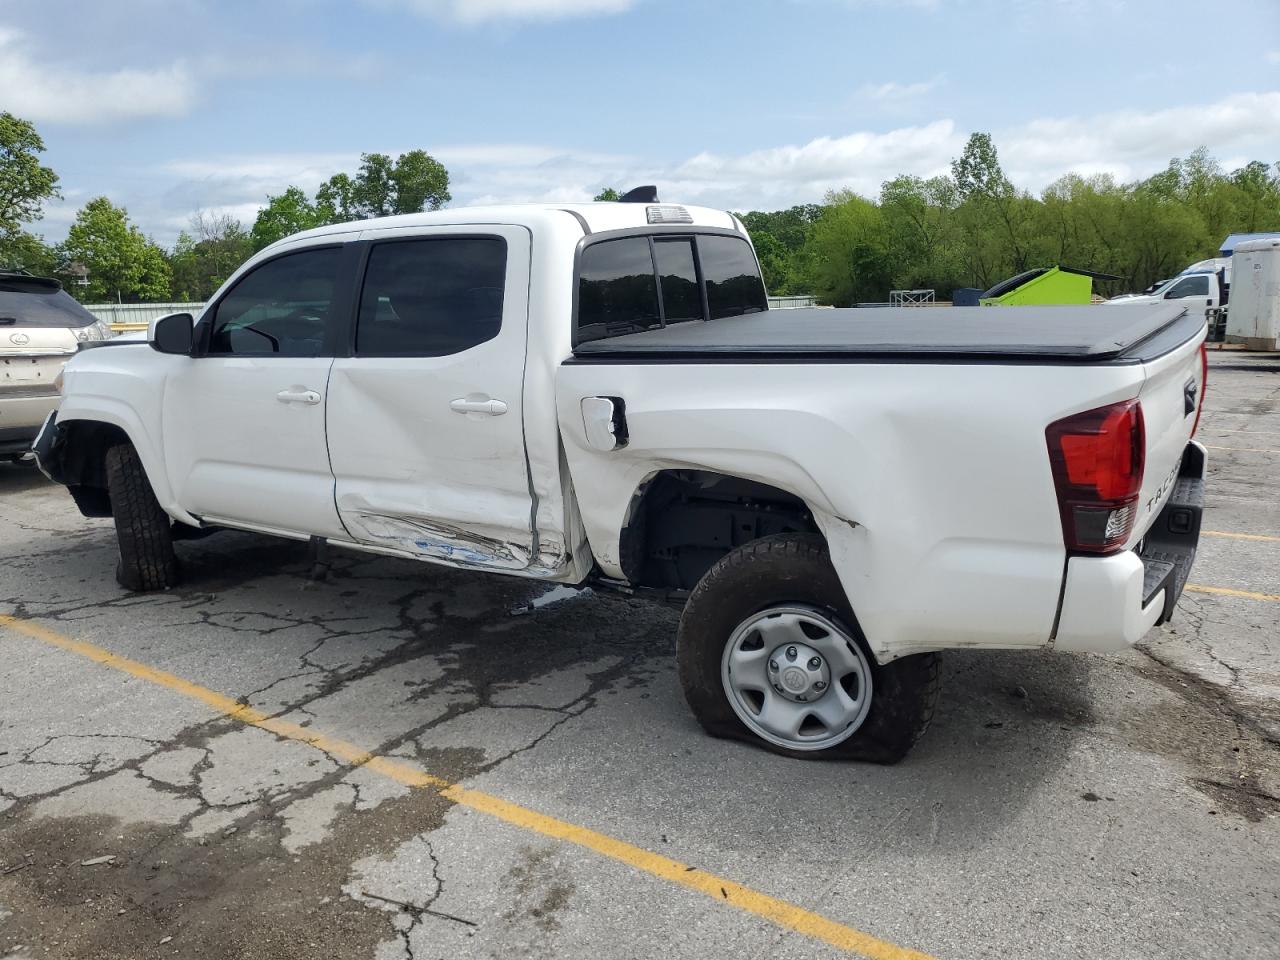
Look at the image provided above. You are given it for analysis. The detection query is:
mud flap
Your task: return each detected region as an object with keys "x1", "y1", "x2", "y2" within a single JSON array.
[{"x1": 1139, "y1": 442, "x2": 1206, "y2": 625}]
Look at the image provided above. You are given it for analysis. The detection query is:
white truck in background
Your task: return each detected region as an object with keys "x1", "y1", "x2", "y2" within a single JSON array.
[
  {"x1": 34, "y1": 197, "x2": 1209, "y2": 763},
  {"x1": 1109, "y1": 236, "x2": 1280, "y2": 350},
  {"x1": 1105, "y1": 261, "x2": 1228, "y2": 316}
]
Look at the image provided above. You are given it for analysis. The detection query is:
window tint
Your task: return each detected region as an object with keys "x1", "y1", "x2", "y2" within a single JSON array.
[
  {"x1": 575, "y1": 232, "x2": 768, "y2": 344},
  {"x1": 577, "y1": 237, "x2": 660, "y2": 342},
  {"x1": 209, "y1": 248, "x2": 341, "y2": 357},
  {"x1": 699, "y1": 235, "x2": 767, "y2": 319},
  {"x1": 356, "y1": 238, "x2": 507, "y2": 357},
  {"x1": 1165, "y1": 275, "x2": 1210, "y2": 299},
  {"x1": 0, "y1": 282, "x2": 98, "y2": 329},
  {"x1": 654, "y1": 238, "x2": 701, "y2": 323}
]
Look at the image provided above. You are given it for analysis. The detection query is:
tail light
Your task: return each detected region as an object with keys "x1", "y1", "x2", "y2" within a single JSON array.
[
  {"x1": 1046, "y1": 399, "x2": 1145, "y2": 554},
  {"x1": 1191, "y1": 342, "x2": 1208, "y2": 438}
]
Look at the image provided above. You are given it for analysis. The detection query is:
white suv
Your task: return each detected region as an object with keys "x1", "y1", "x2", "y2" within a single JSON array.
[{"x1": 0, "y1": 273, "x2": 111, "y2": 461}]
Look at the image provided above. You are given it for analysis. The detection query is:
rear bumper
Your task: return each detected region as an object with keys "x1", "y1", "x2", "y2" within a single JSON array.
[
  {"x1": 1054, "y1": 441, "x2": 1206, "y2": 653},
  {"x1": 0, "y1": 394, "x2": 59, "y2": 455}
]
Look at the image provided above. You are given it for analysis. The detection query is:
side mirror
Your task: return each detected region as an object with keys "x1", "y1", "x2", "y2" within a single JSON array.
[{"x1": 149, "y1": 313, "x2": 194, "y2": 355}]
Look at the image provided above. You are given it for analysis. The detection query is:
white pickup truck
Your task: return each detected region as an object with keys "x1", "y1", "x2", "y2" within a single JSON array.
[{"x1": 35, "y1": 198, "x2": 1209, "y2": 762}]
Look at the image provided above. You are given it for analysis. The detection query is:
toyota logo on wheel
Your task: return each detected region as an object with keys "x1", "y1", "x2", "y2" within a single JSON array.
[{"x1": 8, "y1": 333, "x2": 30, "y2": 346}]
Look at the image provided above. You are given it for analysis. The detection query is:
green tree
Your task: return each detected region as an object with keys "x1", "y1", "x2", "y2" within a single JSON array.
[
  {"x1": 0, "y1": 112, "x2": 60, "y2": 241},
  {"x1": 0, "y1": 230, "x2": 58, "y2": 275},
  {"x1": 951, "y1": 132, "x2": 1038, "y2": 283},
  {"x1": 389, "y1": 149, "x2": 451, "y2": 214},
  {"x1": 169, "y1": 212, "x2": 253, "y2": 300},
  {"x1": 61, "y1": 197, "x2": 171, "y2": 302},
  {"x1": 1228, "y1": 161, "x2": 1280, "y2": 231},
  {"x1": 315, "y1": 173, "x2": 359, "y2": 224},
  {"x1": 250, "y1": 186, "x2": 327, "y2": 251},
  {"x1": 879, "y1": 174, "x2": 963, "y2": 292},
  {"x1": 312, "y1": 151, "x2": 451, "y2": 224},
  {"x1": 750, "y1": 231, "x2": 792, "y2": 293},
  {"x1": 736, "y1": 205, "x2": 822, "y2": 294},
  {"x1": 593, "y1": 187, "x2": 621, "y2": 201},
  {"x1": 352, "y1": 152, "x2": 397, "y2": 217},
  {"x1": 803, "y1": 190, "x2": 893, "y2": 306}
]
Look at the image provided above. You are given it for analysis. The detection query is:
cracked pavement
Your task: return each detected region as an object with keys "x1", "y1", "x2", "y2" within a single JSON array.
[{"x1": 0, "y1": 351, "x2": 1278, "y2": 960}]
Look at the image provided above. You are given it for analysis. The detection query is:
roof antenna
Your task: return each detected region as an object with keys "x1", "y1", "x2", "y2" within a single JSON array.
[{"x1": 618, "y1": 185, "x2": 659, "y2": 203}]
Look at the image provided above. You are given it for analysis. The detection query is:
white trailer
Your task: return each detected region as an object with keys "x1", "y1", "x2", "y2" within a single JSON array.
[{"x1": 1226, "y1": 237, "x2": 1280, "y2": 351}]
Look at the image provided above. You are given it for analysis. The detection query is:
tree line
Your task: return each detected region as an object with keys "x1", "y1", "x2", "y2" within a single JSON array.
[
  {"x1": 744, "y1": 134, "x2": 1280, "y2": 305},
  {"x1": 2, "y1": 111, "x2": 1277, "y2": 306},
  {"x1": 0, "y1": 111, "x2": 452, "y2": 302}
]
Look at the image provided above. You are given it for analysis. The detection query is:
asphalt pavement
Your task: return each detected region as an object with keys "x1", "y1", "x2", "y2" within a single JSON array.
[{"x1": 0, "y1": 350, "x2": 1276, "y2": 960}]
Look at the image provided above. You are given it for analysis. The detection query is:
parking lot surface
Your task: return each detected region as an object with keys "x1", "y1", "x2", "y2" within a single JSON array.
[{"x1": 1, "y1": 351, "x2": 1277, "y2": 960}]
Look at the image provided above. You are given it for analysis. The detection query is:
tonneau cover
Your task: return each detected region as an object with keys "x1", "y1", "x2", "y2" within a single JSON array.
[{"x1": 573, "y1": 303, "x2": 1195, "y2": 362}]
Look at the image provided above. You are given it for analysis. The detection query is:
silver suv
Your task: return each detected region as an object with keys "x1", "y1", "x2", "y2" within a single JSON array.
[{"x1": 1, "y1": 273, "x2": 112, "y2": 461}]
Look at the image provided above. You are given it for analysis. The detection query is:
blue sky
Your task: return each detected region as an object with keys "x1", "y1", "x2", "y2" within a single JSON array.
[{"x1": 3, "y1": 0, "x2": 1279, "y2": 245}]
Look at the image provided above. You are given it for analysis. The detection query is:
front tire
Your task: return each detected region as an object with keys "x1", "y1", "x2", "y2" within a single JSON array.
[
  {"x1": 676, "y1": 534, "x2": 939, "y2": 763},
  {"x1": 105, "y1": 444, "x2": 179, "y2": 591}
]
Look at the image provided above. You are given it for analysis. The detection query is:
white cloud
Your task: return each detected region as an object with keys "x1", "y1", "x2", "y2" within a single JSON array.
[
  {"x1": 858, "y1": 77, "x2": 943, "y2": 102},
  {"x1": 1267, "y1": 50, "x2": 1280, "y2": 65},
  {"x1": 670, "y1": 121, "x2": 961, "y2": 204},
  {"x1": 0, "y1": 28, "x2": 195, "y2": 124},
  {"x1": 998, "y1": 91, "x2": 1280, "y2": 186},
  {"x1": 368, "y1": 0, "x2": 636, "y2": 23},
  {"x1": 38, "y1": 90, "x2": 1280, "y2": 245}
]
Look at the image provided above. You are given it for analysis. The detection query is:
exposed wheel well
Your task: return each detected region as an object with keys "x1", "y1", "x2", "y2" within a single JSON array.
[
  {"x1": 618, "y1": 470, "x2": 821, "y2": 592},
  {"x1": 56, "y1": 420, "x2": 131, "y2": 517}
]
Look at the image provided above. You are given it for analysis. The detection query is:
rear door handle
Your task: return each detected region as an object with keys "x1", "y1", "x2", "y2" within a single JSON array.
[
  {"x1": 276, "y1": 388, "x2": 322, "y2": 405},
  {"x1": 450, "y1": 395, "x2": 508, "y2": 417}
]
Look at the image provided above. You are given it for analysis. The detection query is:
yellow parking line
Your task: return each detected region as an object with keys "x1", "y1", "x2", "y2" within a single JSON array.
[
  {"x1": 0, "y1": 614, "x2": 934, "y2": 960},
  {"x1": 1204, "y1": 444, "x2": 1279, "y2": 454},
  {"x1": 1185, "y1": 584, "x2": 1280, "y2": 602},
  {"x1": 1203, "y1": 530, "x2": 1280, "y2": 543}
]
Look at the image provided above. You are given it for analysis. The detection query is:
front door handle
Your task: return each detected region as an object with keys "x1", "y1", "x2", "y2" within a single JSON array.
[
  {"x1": 450, "y1": 395, "x2": 508, "y2": 417},
  {"x1": 276, "y1": 388, "x2": 322, "y2": 405}
]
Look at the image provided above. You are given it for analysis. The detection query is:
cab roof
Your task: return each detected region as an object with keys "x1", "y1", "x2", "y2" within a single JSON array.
[{"x1": 270, "y1": 201, "x2": 741, "y2": 250}]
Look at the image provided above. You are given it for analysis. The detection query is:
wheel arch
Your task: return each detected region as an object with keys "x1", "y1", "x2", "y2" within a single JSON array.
[
  {"x1": 614, "y1": 468, "x2": 829, "y2": 592},
  {"x1": 51, "y1": 415, "x2": 176, "y2": 520}
]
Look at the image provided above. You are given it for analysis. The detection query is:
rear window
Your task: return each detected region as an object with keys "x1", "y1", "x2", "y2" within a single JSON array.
[
  {"x1": 0, "y1": 278, "x2": 98, "y2": 328},
  {"x1": 699, "y1": 235, "x2": 769, "y2": 319},
  {"x1": 654, "y1": 238, "x2": 702, "y2": 323},
  {"x1": 577, "y1": 237, "x2": 661, "y2": 342},
  {"x1": 576, "y1": 233, "x2": 765, "y2": 344}
]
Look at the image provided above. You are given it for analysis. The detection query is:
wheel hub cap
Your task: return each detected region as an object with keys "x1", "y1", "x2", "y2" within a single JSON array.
[
  {"x1": 719, "y1": 605, "x2": 873, "y2": 752},
  {"x1": 768, "y1": 641, "x2": 830, "y2": 702}
]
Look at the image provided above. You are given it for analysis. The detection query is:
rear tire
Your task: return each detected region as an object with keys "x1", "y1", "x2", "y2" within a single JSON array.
[
  {"x1": 676, "y1": 533, "x2": 940, "y2": 763},
  {"x1": 105, "y1": 444, "x2": 179, "y2": 591}
]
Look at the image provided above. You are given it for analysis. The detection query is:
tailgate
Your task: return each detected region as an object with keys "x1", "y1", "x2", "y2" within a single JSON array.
[
  {"x1": 1, "y1": 326, "x2": 77, "y2": 395},
  {"x1": 1, "y1": 353, "x2": 69, "y2": 393},
  {"x1": 1130, "y1": 324, "x2": 1206, "y2": 544}
]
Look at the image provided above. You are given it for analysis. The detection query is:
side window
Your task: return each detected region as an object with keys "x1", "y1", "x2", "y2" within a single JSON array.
[
  {"x1": 653, "y1": 238, "x2": 702, "y2": 324},
  {"x1": 699, "y1": 235, "x2": 767, "y2": 319},
  {"x1": 209, "y1": 248, "x2": 342, "y2": 357},
  {"x1": 1165, "y1": 275, "x2": 1210, "y2": 299},
  {"x1": 577, "y1": 237, "x2": 661, "y2": 343},
  {"x1": 356, "y1": 237, "x2": 507, "y2": 357}
]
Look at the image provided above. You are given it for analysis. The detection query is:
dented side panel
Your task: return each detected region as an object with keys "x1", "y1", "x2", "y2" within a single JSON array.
[{"x1": 326, "y1": 223, "x2": 539, "y2": 570}]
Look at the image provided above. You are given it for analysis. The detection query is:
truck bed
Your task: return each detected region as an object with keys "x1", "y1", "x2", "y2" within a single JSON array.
[{"x1": 572, "y1": 303, "x2": 1199, "y2": 364}]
